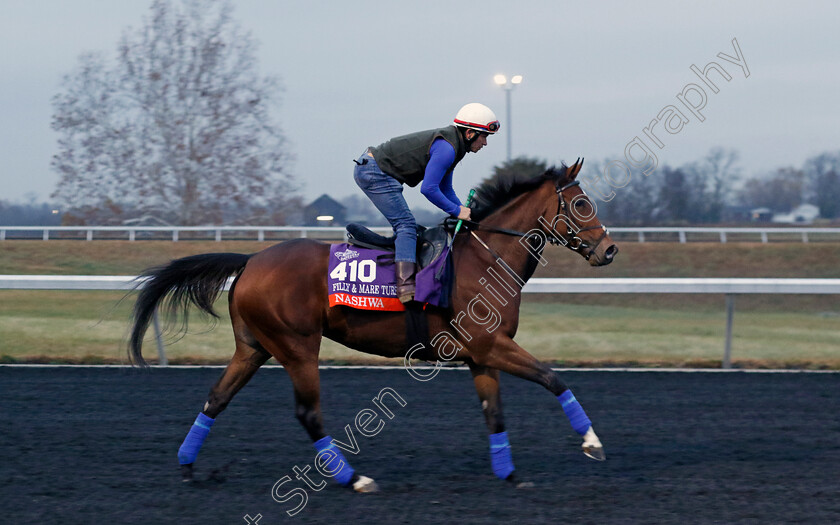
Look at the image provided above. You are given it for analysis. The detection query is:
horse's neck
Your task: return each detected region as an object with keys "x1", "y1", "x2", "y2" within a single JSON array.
[{"x1": 473, "y1": 192, "x2": 546, "y2": 283}]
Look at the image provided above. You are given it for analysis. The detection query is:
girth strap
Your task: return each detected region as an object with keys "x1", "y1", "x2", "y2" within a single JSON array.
[{"x1": 404, "y1": 302, "x2": 430, "y2": 355}]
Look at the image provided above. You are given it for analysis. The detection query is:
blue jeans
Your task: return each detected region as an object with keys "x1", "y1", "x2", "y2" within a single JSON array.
[{"x1": 353, "y1": 152, "x2": 417, "y2": 263}]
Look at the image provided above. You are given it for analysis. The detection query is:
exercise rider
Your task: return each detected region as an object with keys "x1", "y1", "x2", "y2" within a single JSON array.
[{"x1": 353, "y1": 103, "x2": 499, "y2": 303}]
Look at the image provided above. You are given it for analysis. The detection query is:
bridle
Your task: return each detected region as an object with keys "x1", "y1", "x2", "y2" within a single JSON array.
[
  {"x1": 551, "y1": 179, "x2": 610, "y2": 260},
  {"x1": 457, "y1": 178, "x2": 609, "y2": 267}
]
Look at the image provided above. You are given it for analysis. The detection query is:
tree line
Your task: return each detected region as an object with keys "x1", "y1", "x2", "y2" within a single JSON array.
[
  {"x1": 0, "y1": 199, "x2": 62, "y2": 226},
  {"x1": 489, "y1": 149, "x2": 840, "y2": 226},
  {"x1": 11, "y1": 147, "x2": 839, "y2": 226}
]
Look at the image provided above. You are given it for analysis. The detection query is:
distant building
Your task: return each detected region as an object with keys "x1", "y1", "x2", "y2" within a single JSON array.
[
  {"x1": 750, "y1": 207, "x2": 773, "y2": 222},
  {"x1": 303, "y1": 194, "x2": 346, "y2": 226},
  {"x1": 723, "y1": 205, "x2": 753, "y2": 223},
  {"x1": 772, "y1": 203, "x2": 820, "y2": 224}
]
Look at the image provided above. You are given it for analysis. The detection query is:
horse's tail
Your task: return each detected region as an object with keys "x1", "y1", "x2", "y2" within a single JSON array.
[{"x1": 128, "y1": 252, "x2": 252, "y2": 366}]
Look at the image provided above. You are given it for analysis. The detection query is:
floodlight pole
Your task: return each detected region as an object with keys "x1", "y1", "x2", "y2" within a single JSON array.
[
  {"x1": 493, "y1": 74, "x2": 522, "y2": 162},
  {"x1": 504, "y1": 87, "x2": 512, "y2": 161}
]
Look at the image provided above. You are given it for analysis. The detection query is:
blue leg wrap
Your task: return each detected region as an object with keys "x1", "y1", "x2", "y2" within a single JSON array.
[
  {"x1": 177, "y1": 412, "x2": 215, "y2": 465},
  {"x1": 558, "y1": 390, "x2": 592, "y2": 436},
  {"x1": 313, "y1": 436, "x2": 355, "y2": 486},
  {"x1": 489, "y1": 431, "x2": 515, "y2": 480}
]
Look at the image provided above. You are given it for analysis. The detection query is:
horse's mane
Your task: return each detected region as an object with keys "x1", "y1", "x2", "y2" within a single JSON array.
[{"x1": 470, "y1": 165, "x2": 567, "y2": 222}]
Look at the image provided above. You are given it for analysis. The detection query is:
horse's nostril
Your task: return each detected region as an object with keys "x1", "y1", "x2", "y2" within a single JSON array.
[{"x1": 605, "y1": 245, "x2": 618, "y2": 259}]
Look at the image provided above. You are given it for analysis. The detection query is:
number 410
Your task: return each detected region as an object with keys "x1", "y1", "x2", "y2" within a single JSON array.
[{"x1": 330, "y1": 260, "x2": 376, "y2": 282}]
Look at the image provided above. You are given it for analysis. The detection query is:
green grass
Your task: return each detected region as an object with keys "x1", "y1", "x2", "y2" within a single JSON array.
[
  {"x1": 1, "y1": 240, "x2": 839, "y2": 366},
  {"x1": 2, "y1": 240, "x2": 840, "y2": 278},
  {"x1": 516, "y1": 299, "x2": 840, "y2": 368},
  {"x1": 0, "y1": 290, "x2": 394, "y2": 365},
  {"x1": 0, "y1": 240, "x2": 275, "y2": 275},
  {"x1": 0, "y1": 290, "x2": 837, "y2": 368}
]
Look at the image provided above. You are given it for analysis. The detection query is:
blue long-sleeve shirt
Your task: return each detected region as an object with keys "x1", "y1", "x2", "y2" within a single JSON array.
[{"x1": 420, "y1": 139, "x2": 462, "y2": 216}]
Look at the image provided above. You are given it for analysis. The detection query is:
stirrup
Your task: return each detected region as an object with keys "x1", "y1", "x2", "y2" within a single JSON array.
[
  {"x1": 395, "y1": 261, "x2": 416, "y2": 303},
  {"x1": 397, "y1": 286, "x2": 415, "y2": 304}
]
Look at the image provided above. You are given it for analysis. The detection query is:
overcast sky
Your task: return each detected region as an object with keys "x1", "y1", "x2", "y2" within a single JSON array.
[{"x1": 2, "y1": 0, "x2": 839, "y2": 210}]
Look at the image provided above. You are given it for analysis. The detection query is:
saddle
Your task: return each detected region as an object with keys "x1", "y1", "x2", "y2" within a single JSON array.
[
  {"x1": 346, "y1": 223, "x2": 450, "y2": 270},
  {"x1": 344, "y1": 223, "x2": 453, "y2": 350}
]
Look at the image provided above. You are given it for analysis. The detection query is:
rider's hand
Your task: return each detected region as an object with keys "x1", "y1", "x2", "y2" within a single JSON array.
[{"x1": 457, "y1": 206, "x2": 471, "y2": 221}]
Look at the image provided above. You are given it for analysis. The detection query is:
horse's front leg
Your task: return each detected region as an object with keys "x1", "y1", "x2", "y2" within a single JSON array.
[
  {"x1": 472, "y1": 337, "x2": 605, "y2": 461},
  {"x1": 467, "y1": 362, "x2": 517, "y2": 481}
]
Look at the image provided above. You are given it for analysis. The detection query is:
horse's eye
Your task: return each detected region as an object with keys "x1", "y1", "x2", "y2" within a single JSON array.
[{"x1": 575, "y1": 200, "x2": 587, "y2": 208}]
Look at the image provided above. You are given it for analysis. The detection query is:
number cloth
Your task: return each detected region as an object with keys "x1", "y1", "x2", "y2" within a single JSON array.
[
  {"x1": 328, "y1": 244, "x2": 405, "y2": 311},
  {"x1": 328, "y1": 243, "x2": 453, "y2": 311}
]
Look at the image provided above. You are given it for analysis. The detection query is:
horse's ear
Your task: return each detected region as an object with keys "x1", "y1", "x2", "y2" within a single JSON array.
[{"x1": 567, "y1": 157, "x2": 584, "y2": 180}]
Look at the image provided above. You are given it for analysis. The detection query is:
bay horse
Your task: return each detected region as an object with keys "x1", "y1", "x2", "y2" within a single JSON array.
[{"x1": 129, "y1": 159, "x2": 618, "y2": 491}]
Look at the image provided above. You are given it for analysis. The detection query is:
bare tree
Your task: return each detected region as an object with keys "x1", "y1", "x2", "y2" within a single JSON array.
[
  {"x1": 658, "y1": 166, "x2": 696, "y2": 223},
  {"x1": 681, "y1": 148, "x2": 740, "y2": 223},
  {"x1": 51, "y1": 0, "x2": 295, "y2": 225},
  {"x1": 738, "y1": 167, "x2": 805, "y2": 213},
  {"x1": 803, "y1": 151, "x2": 840, "y2": 219},
  {"x1": 586, "y1": 158, "x2": 662, "y2": 226}
]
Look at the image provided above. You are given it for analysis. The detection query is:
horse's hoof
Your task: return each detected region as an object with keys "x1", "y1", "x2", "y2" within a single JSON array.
[
  {"x1": 582, "y1": 444, "x2": 606, "y2": 461},
  {"x1": 180, "y1": 463, "x2": 194, "y2": 482},
  {"x1": 352, "y1": 475, "x2": 378, "y2": 493},
  {"x1": 582, "y1": 427, "x2": 606, "y2": 461}
]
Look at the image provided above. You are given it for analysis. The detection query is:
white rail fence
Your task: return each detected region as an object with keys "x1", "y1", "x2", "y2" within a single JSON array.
[
  {"x1": 3, "y1": 226, "x2": 840, "y2": 243},
  {"x1": 3, "y1": 276, "x2": 839, "y2": 368}
]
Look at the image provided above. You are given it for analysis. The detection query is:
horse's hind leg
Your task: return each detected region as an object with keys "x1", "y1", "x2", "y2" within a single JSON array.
[
  {"x1": 178, "y1": 339, "x2": 270, "y2": 481},
  {"x1": 283, "y1": 358, "x2": 326, "y2": 442},
  {"x1": 258, "y1": 336, "x2": 378, "y2": 493},
  {"x1": 468, "y1": 362, "x2": 517, "y2": 481}
]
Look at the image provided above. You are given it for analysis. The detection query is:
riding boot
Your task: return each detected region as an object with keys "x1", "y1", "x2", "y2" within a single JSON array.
[{"x1": 395, "y1": 261, "x2": 416, "y2": 304}]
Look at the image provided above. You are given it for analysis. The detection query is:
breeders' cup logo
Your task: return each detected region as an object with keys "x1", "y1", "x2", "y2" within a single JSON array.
[{"x1": 334, "y1": 248, "x2": 360, "y2": 261}]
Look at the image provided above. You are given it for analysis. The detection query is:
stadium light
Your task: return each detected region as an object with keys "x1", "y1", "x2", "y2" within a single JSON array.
[{"x1": 493, "y1": 73, "x2": 523, "y2": 161}]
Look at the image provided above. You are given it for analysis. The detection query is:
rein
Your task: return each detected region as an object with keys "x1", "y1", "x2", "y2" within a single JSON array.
[{"x1": 456, "y1": 180, "x2": 609, "y2": 278}]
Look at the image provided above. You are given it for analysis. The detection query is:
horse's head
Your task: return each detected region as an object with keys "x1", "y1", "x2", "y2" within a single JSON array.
[
  {"x1": 470, "y1": 159, "x2": 618, "y2": 267},
  {"x1": 539, "y1": 159, "x2": 618, "y2": 266}
]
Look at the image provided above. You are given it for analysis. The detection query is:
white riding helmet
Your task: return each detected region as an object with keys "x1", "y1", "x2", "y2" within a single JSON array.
[{"x1": 454, "y1": 103, "x2": 500, "y2": 134}]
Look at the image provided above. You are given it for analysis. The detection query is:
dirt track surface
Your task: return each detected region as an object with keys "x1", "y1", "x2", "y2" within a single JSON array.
[{"x1": 1, "y1": 367, "x2": 839, "y2": 524}]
